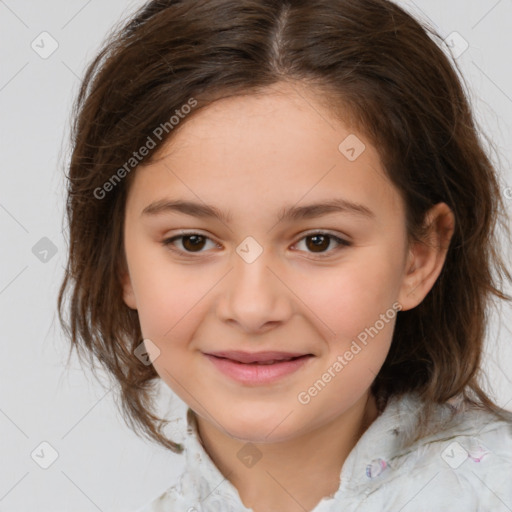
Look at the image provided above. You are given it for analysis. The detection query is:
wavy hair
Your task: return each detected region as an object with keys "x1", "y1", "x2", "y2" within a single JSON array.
[{"x1": 58, "y1": 0, "x2": 512, "y2": 453}]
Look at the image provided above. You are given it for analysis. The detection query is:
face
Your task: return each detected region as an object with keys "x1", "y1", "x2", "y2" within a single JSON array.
[{"x1": 121, "y1": 82, "x2": 425, "y2": 443}]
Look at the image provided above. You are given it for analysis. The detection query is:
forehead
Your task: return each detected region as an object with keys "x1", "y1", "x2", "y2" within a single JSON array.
[{"x1": 126, "y1": 83, "x2": 404, "y2": 224}]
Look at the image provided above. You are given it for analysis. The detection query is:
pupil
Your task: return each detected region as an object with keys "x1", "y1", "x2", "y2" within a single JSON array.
[
  {"x1": 308, "y1": 235, "x2": 329, "y2": 252},
  {"x1": 183, "y1": 235, "x2": 205, "y2": 251}
]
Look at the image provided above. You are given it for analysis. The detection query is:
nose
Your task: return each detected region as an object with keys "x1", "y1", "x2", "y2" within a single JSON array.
[{"x1": 215, "y1": 247, "x2": 294, "y2": 334}]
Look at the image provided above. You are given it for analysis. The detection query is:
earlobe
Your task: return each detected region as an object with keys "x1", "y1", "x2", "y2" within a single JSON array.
[
  {"x1": 122, "y1": 280, "x2": 138, "y2": 310},
  {"x1": 119, "y1": 267, "x2": 138, "y2": 310},
  {"x1": 397, "y1": 203, "x2": 455, "y2": 311}
]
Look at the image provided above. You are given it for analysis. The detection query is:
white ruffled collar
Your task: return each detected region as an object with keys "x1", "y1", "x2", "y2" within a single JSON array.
[{"x1": 179, "y1": 391, "x2": 435, "y2": 511}]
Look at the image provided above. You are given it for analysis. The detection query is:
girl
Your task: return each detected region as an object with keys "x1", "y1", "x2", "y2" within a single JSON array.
[{"x1": 58, "y1": 0, "x2": 512, "y2": 510}]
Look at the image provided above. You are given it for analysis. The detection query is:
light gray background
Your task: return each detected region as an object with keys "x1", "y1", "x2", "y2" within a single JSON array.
[{"x1": 1, "y1": 1, "x2": 511, "y2": 511}]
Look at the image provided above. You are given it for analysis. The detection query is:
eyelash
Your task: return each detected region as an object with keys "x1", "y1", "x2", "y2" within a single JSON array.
[{"x1": 161, "y1": 231, "x2": 352, "y2": 258}]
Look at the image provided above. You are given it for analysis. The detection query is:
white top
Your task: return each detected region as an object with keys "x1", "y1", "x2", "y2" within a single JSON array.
[{"x1": 136, "y1": 392, "x2": 512, "y2": 511}]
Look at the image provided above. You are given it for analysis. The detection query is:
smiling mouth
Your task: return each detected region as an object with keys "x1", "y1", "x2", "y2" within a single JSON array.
[
  {"x1": 203, "y1": 350, "x2": 314, "y2": 365},
  {"x1": 204, "y1": 353, "x2": 314, "y2": 385},
  {"x1": 218, "y1": 355, "x2": 310, "y2": 365}
]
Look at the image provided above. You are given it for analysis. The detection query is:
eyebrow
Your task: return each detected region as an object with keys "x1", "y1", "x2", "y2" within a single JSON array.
[{"x1": 141, "y1": 198, "x2": 375, "y2": 223}]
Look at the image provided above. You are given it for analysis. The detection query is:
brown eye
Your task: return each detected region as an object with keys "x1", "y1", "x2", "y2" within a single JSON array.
[
  {"x1": 181, "y1": 234, "x2": 207, "y2": 252},
  {"x1": 295, "y1": 232, "x2": 351, "y2": 257},
  {"x1": 162, "y1": 233, "x2": 216, "y2": 253},
  {"x1": 305, "y1": 234, "x2": 330, "y2": 253}
]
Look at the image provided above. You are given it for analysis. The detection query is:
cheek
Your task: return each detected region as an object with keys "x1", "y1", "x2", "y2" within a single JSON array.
[
  {"x1": 136, "y1": 273, "x2": 206, "y2": 343},
  {"x1": 292, "y1": 249, "x2": 403, "y2": 344},
  {"x1": 125, "y1": 240, "x2": 204, "y2": 340}
]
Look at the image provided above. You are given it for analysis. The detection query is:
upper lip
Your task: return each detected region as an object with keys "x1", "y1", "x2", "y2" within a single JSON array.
[{"x1": 203, "y1": 351, "x2": 312, "y2": 363}]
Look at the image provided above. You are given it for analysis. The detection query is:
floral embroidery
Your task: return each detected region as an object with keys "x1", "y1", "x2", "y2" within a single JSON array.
[{"x1": 366, "y1": 458, "x2": 388, "y2": 478}]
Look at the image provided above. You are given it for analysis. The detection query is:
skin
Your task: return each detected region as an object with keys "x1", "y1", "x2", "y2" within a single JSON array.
[{"x1": 121, "y1": 81, "x2": 455, "y2": 512}]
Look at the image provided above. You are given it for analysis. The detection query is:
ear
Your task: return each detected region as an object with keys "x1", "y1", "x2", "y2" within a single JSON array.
[
  {"x1": 397, "y1": 202, "x2": 455, "y2": 311},
  {"x1": 118, "y1": 257, "x2": 138, "y2": 310}
]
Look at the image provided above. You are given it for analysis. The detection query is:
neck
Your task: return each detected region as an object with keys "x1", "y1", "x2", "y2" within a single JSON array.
[{"x1": 194, "y1": 391, "x2": 380, "y2": 512}]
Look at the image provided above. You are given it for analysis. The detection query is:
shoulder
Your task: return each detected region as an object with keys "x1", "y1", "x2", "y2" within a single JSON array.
[
  {"x1": 365, "y1": 403, "x2": 512, "y2": 511},
  {"x1": 134, "y1": 484, "x2": 187, "y2": 512},
  {"x1": 135, "y1": 483, "x2": 225, "y2": 512},
  {"x1": 134, "y1": 483, "x2": 245, "y2": 512}
]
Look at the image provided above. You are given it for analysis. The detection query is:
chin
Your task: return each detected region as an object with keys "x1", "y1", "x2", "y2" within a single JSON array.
[
  {"x1": 225, "y1": 424, "x2": 296, "y2": 444},
  {"x1": 217, "y1": 410, "x2": 305, "y2": 444}
]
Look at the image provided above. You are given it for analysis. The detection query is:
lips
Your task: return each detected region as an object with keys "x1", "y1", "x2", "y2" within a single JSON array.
[
  {"x1": 204, "y1": 351, "x2": 314, "y2": 385},
  {"x1": 203, "y1": 350, "x2": 311, "y2": 364}
]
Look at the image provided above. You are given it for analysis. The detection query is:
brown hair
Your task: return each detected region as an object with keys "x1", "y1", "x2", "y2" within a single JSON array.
[{"x1": 58, "y1": 0, "x2": 512, "y2": 453}]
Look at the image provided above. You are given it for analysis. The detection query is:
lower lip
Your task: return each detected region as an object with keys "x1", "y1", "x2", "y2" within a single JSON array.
[{"x1": 204, "y1": 354, "x2": 313, "y2": 385}]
